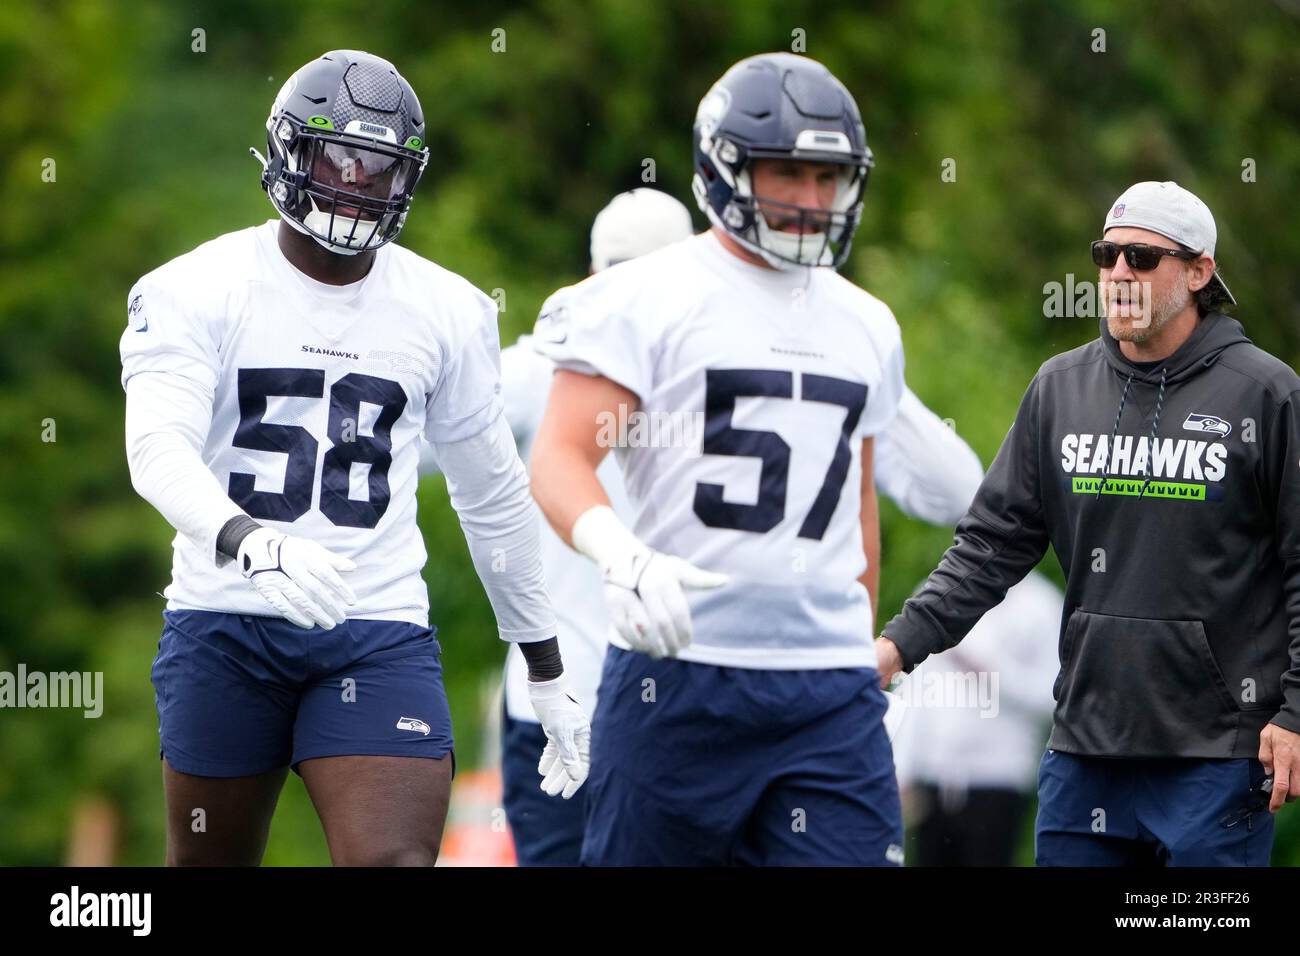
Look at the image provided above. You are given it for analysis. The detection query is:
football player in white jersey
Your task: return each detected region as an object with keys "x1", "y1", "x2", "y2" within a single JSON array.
[
  {"x1": 487, "y1": 187, "x2": 983, "y2": 865},
  {"x1": 119, "y1": 50, "x2": 588, "y2": 866},
  {"x1": 529, "y1": 53, "x2": 912, "y2": 865}
]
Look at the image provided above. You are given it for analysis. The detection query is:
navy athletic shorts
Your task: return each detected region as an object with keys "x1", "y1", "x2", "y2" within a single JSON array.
[
  {"x1": 581, "y1": 646, "x2": 903, "y2": 866},
  {"x1": 151, "y1": 609, "x2": 453, "y2": 778},
  {"x1": 1035, "y1": 749, "x2": 1275, "y2": 866}
]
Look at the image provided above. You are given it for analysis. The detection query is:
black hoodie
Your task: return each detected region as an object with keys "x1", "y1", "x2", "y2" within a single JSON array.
[{"x1": 886, "y1": 313, "x2": 1300, "y2": 758}]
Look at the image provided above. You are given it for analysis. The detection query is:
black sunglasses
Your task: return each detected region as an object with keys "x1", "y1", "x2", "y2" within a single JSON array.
[{"x1": 1091, "y1": 240, "x2": 1199, "y2": 271}]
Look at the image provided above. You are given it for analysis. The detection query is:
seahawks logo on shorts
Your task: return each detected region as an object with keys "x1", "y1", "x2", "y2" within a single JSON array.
[
  {"x1": 396, "y1": 716, "x2": 431, "y2": 736},
  {"x1": 1183, "y1": 413, "x2": 1231, "y2": 438}
]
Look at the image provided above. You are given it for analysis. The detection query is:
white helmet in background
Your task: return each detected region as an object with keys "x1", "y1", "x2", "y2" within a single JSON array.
[{"x1": 589, "y1": 188, "x2": 694, "y2": 272}]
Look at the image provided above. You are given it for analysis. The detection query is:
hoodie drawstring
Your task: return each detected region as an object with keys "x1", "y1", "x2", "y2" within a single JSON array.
[
  {"x1": 1096, "y1": 366, "x2": 1167, "y2": 500},
  {"x1": 1137, "y1": 366, "x2": 1168, "y2": 499},
  {"x1": 1096, "y1": 373, "x2": 1134, "y2": 499}
]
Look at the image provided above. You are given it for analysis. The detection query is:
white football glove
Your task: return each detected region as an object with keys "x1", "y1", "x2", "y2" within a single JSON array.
[
  {"x1": 237, "y1": 527, "x2": 357, "y2": 630},
  {"x1": 527, "y1": 675, "x2": 591, "y2": 799},
  {"x1": 572, "y1": 505, "x2": 728, "y2": 659}
]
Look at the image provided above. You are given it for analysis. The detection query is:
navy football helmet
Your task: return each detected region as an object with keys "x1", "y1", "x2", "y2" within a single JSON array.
[
  {"x1": 253, "y1": 50, "x2": 429, "y2": 255},
  {"x1": 692, "y1": 53, "x2": 872, "y2": 269}
]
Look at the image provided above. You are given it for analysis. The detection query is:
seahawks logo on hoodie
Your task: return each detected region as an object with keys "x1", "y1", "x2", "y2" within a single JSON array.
[{"x1": 1183, "y1": 412, "x2": 1232, "y2": 438}]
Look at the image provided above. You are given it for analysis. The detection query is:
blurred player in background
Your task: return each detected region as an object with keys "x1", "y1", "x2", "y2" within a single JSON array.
[
  {"x1": 532, "y1": 53, "x2": 921, "y2": 865},
  {"x1": 893, "y1": 570, "x2": 1061, "y2": 866},
  {"x1": 420, "y1": 188, "x2": 694, "y2": 864},
  {"x1": 881, "y1": 405, "x2": 1061, "y2": 867},
  {"x1": 499, "y1": 188, "x2": 693, "y2": 864},
  {"x1": 120, "y1": 50, "x2": 588, "y2": 866}
]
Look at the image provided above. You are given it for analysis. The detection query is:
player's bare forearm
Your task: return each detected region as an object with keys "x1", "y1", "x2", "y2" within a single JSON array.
[
  {"x1": 858, "y1": 436, "x2": 881, "y2": 617},
  {"x1": 530, "y1": 369, "x2": 639, "y2": 547}
]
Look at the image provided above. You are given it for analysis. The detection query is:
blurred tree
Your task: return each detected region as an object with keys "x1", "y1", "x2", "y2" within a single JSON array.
[{"x1": 1, "y1": 0, "x2": 1297, "y2": 865}]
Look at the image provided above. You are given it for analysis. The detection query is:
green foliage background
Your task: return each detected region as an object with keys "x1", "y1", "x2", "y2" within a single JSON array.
[{"x1": 1, "y1": 0, "x2": 1298, "y2": 865}]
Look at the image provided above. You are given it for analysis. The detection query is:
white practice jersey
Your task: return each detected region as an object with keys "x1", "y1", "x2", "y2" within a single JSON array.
[
  {"x1": 121, "y1": 220, "x2": 521, "y2": 628},
  {"x1": 498, "y1": 331, "x2": 974, "y2": 721},
  {"x1": 534, "y1": 232, "x2": 905, "y2": 670},
  {"x1": 874, "y1": 388, "x2": 983, "y2": 526},
  {"x1": 500, "y1": 334, "x2": 631, "y2": 722}
]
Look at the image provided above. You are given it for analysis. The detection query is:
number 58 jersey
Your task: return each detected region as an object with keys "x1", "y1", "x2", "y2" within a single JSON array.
[
  {"x1": 534, "y1": 232, "x2": 905, "y2": 670},
  {"x1": 121, "y1": 220, "x2": 504, "y2": 626}
]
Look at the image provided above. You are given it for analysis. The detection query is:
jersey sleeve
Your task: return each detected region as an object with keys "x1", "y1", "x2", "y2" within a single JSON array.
[
  {"x1": 423, "y1": 293, "x2": 506, "y2": 444},
  {"x1": 858, "y1": 333, "x2": 905, "y2": 439},
  {"x1": 875, "y1": 387, "x2": 983, "y2": 525},
  {"x1": 120, "y1": 269, "x2": 245, "y2": 565},
  {"x1": 124, "y1": 368, "x2": 248, "y2": 566},
  {"x1": 432, "y1": 412, "x2": 557, "y2": 644},
  {"x1": 119, "y1": 272, "x2": 222, "y2": 395},
  {"x1": 531, "y1": 277, "x2": 656, "y2": 403}
]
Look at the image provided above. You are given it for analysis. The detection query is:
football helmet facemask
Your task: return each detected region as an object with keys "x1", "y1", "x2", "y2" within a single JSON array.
[
  {"x1": 692, "y1": 53, "x2": 873, "y2": 270},
  {"x1": 253, "y1": 50, "x2": 429, "y2": 255}
]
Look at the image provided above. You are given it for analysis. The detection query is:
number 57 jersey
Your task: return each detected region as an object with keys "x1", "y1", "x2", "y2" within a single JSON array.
[
  {"x1": 121, "y1": 220, "x2": 504, "y2": 626},
  {"x1": 534, "y1": 231, "x2": 905, "y2": 670}
]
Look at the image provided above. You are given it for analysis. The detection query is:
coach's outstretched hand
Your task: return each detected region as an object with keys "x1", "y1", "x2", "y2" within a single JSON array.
[
  {"x1": 875, "y1": 635, "x2": 903, "y2": 688},
  {"x1": 527, "y1": 676, "x2": 591, "y2": 799},
  {"x1": 237, "y1": 528, "x2": 357, "y2": 630}
]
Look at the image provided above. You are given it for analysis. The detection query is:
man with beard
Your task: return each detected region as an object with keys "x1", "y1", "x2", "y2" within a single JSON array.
[{"x1": 877, "y1": 181, "x2": 1300, "y2": 866}]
